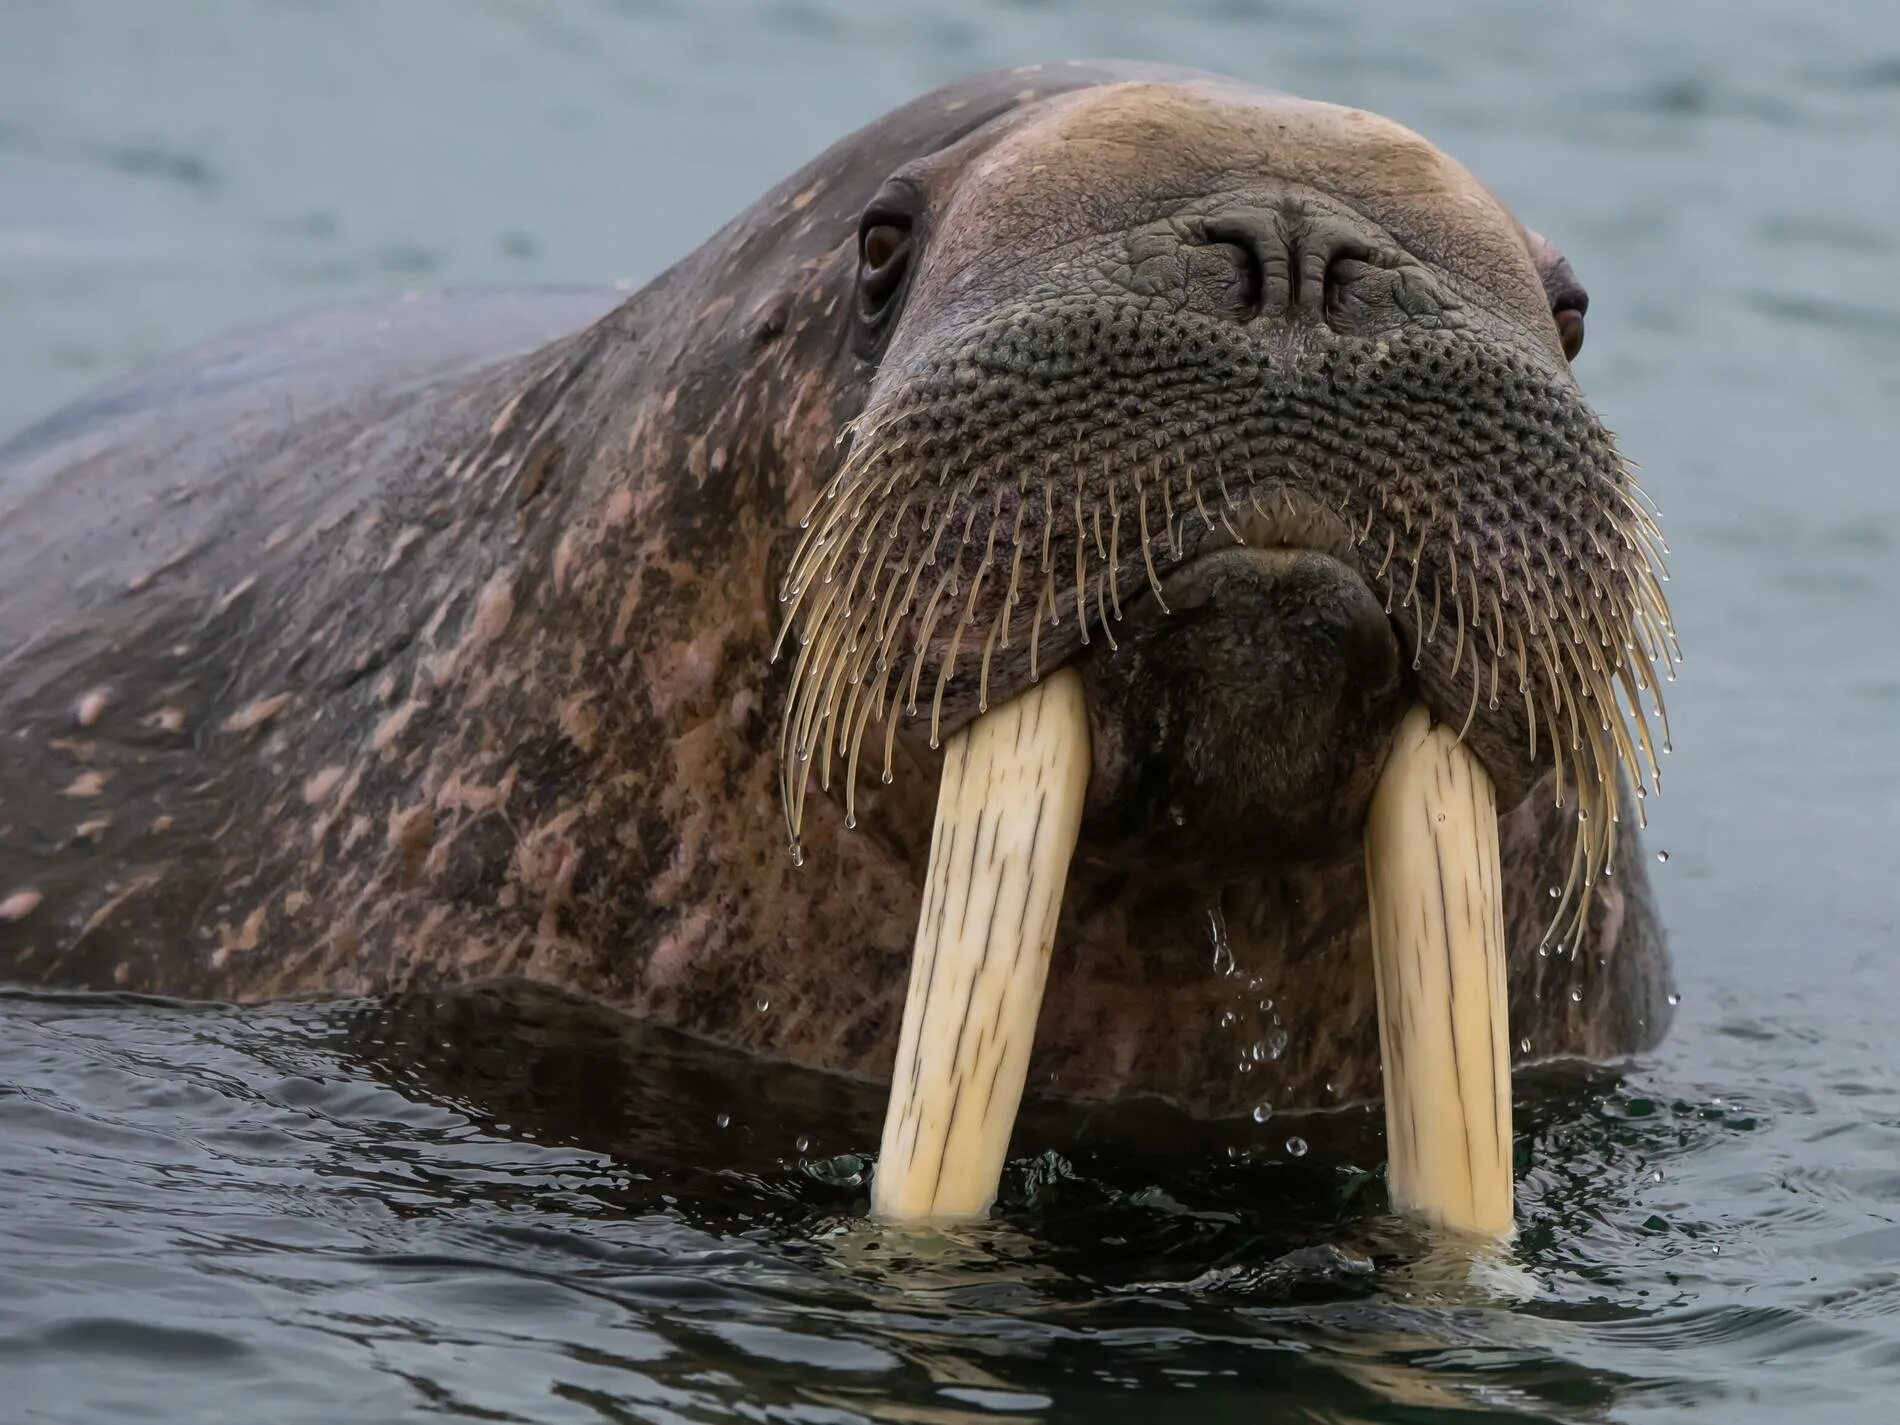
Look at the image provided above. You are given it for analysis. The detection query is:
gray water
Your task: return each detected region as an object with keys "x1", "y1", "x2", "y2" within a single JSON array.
[{"x1": 1, "y1": 1, "x2": 1896, "y2": 1420}]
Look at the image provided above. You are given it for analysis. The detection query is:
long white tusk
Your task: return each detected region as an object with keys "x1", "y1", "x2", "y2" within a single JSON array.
[
  {"x1": 1363, "y1": 704, "x2": 1516, "y2": 1238},
  {"x1": 870, "y1": 668, "x2": 1090, "y2": 1222}
]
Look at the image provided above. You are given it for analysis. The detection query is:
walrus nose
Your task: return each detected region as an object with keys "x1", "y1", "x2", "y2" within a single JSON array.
[{"x1": 1202, "y1": 206, "x2": 1373, "y2": 324}]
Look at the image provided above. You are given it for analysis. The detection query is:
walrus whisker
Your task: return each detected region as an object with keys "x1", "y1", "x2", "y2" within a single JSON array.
[
  {"x1": 1137, "y1": 482, "x2": 1168, "y2": 609},
  {"x1": 1374, "y1": 528, "x2": 1397, "y2": 582},
  {"x1": 1190, "y1": 470, "x2": 1217, "y2": 534},
  {"x1": 1003, "y1": 501, "x2": 1029, "y2": 625},
  {"x1": 1071, "y1": 486, "x2": 1090, "y2": 647},
  {"x1": 776, "y1": 340, "x2": 1674, "y2": 985}
]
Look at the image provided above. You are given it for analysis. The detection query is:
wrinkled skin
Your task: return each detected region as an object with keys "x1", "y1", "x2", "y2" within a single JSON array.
[{"x1": 0, "y1": 64, "x2": 1673, "y2": 1117}]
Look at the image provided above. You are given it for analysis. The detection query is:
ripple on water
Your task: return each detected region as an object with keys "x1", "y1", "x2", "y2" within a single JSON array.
[{"x1": 0, "y1": 984, "x2": 1895, "y2": 1420}]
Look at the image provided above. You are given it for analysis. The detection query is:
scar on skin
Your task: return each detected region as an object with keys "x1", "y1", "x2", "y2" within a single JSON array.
[
  {"x1": 77, "y1": 872, "x2": 161, "y2": 940},
  {"x1": 611, "y1": 573, "x2": 642, "y2": 648},
  {"x1": 63, "y1": 770, "x2": 110, "y2": 798},
  {"x1": 372, "y1": 699, "x2": 425, "y2": 754},
  {"x1": 381, "y1": 526, "x2": 425, "y2": 573},
  {"x1": 208, "y1": 905, "x2": 269, "y2": 969},
  {"x1": 216, "y1": 577, "x2": 257, "y2": 613},
  {"x1": 225, "y1": 692, "x2": 292, "y2": 733},
  {"x1": 75, "y1": 687, "x2": 110, "y2": 727},
  {"x1": 303, "y1": 765, "x2": 347, "y2": 804},
  {"x1": 489, "y1": 392, "x2": 524, "y2": 439},
  {"x1": 1, "y1": 888, "x2": 43, "y2": 922},
  {"x1": 387, "y1": 804, "x2": 436, "y2": 886},
  {"x1": 557, "y1": 693, "x2": 599, "y2": 753},
  {"x1": 467, "y1": 571, "x2": 516, "y2": 649},
  {"x1": 552, "y1": 531, "x2": 581, "y2": 593}
]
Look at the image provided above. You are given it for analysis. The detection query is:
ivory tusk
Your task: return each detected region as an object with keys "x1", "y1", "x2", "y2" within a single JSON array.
[
  {"x1": 1363, "y1": 704, "x2": 1516, "y2": 1238},
  {"x1": 870, "y1": 669, "x2": 1090, "y2": 1222}
]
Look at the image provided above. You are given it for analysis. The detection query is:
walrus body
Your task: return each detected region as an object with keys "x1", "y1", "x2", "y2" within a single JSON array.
[{"x1": 0, "y1": 63, "x2": 1672, "y2": 1117}]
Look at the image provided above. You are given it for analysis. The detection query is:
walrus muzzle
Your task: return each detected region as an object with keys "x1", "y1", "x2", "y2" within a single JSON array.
[{"x1": 869, "y1": 548, "x2": 1518, "y2": 1236}]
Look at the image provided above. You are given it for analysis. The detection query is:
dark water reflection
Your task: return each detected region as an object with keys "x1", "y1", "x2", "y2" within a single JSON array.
[
  {"x1": 4, "y1": 982, "x2": 1896, "y2": 1421},
  {"x1": 3, "y1": 0, "x2": 1899, "y2": 1419}
]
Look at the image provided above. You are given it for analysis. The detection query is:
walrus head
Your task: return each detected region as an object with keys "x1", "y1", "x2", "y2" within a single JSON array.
[
  {"x1": 762, "y1": 71, "x2": 1674, "y2": 1227},
  {"x1": 777, "y1": 78, "x2": 1672, "y2": 921}
]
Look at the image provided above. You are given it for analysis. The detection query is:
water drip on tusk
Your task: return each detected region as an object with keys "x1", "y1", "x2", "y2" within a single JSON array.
[
  {"x1": 870, "y1": 668, "x2": 1090, "y2": 1222},
  {"x1": 1364, "y1": 704, "x2": 1515, "y2": 1238}
]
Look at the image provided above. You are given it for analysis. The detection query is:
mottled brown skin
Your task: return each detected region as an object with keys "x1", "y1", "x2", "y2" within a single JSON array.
[{"x1": 0, "y1": 63, "x2": 1672, "y2": 1118}]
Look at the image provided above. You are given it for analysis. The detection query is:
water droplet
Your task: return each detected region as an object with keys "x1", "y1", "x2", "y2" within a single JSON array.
[
  {"x1": 1519, "y1": 1037, "x2": 1532, "y2": 1054},
  {"x1": 844, "y1": 813, "x2": 857, "y2": 830},
  {"x1": 1666, "y1": 991, "x2": 1682, "y2": 1007},
  {"x1": 880, "y1": 768, "x2": 894, "y2": 784},
  {"x1": 1169, "y1": 805, "x2": 1186, "y2": 827},
  {"x1": 1569, "y1": 987, "x2": 1584, "y2": 1002},
  {"x1": 1218, "y1": 1009, "x2": 1237, "y2": 1029},
  {"x1": 1656, "y1": 849, "x2": 1670, "y2": 863},
  {"x1": 1207, "y1": 905, "x2": 1233, "y2": 975},
  {"x1": 715, "y1": 1112, "x2": 731, "y2": 1129},
  {"x1": 1488, "y1": 696, "x2": 1501, "y2": 710},
  {"x1": 1577, "y1": 809, "x2": 1590, "y2": 823},
  {"x1": 1249, "y1": 1040, "x2": 1267, "y2": 1063},
  {"x1": 1548, "y1": 886, "x2": 1560, "y2": 899},
  {"x1": 1252, "y1": 1103, "x2": 1273, "y2": 1124},
  {"x1": 1285, "y1": 1136, "x2": 1308, "y2": 1158},
  {"x1": 1267, "y1": 1028, "x2": 1289, "y2": 1061},
  {"x1": 802, "y1": 1153, "x2": 866, "y2": 1189},
  {"x1": 755, "y1": 995, "x2": 772, "y2": 1013},
  {"x1": 1412, "y1": 657, "x2": 1422, "y2": 670},
  {"x1": 1651, "y1": 1168, "x2": 1665, "y2": 1182},
  {"x1": 795, "y1": 1135, "x2": 813, "y2": 1153},
  {"x1": 1257, "y1": 998, "x2": 1273, "y2": 1012},
  {"x1": 1435, "y1": 811, "x2": 1446, "y2": 823}
]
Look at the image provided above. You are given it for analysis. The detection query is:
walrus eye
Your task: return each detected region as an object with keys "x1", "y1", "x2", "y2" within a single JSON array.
[
  {"x1": 857, "y1": 214, "x2": 913, "y2": 319},
  {"x1": 1555, "y1": 305, "x2": 1586, "y2": 361},
  {"x1": 1547, "y1": 278, "x2": 1588, "y2": 362}
]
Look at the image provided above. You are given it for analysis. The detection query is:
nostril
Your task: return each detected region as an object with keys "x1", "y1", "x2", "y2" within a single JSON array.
[
  {"x1": 1224, "y1": 240, "x2": 1264, "y2": 320},
  {"x1": 1202, "y1": 216, "x2": 1273, "y2": 321},
  {"x1": 1322, "y1": 254, "x2": 1368, "y2": 332},
  {"x1": 1184, "y1": 237, "x2": 1263, "y2": 322},
  {"x1": 1204, "y1": 210, "x2": 1377, "y2": 323}
]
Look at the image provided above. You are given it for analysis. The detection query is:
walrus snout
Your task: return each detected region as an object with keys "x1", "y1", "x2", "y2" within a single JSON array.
[{"x1": 1077, "y1": 545, "x2": 1408, "y2": 875}]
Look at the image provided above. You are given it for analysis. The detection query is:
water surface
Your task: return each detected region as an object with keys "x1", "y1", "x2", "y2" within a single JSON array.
[{"x1": 3, "y1": 1, "x2": 1898, "y2": 1420}]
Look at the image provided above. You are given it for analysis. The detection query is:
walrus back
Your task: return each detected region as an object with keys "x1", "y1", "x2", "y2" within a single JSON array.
[{"x1": 0, "y1": 287, "x2": 619, "y2": 988}]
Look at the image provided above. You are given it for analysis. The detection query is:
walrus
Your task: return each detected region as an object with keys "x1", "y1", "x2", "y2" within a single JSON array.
[{"x1": 0, "y1": 63, "x2": 1676, "y2": 1226}]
